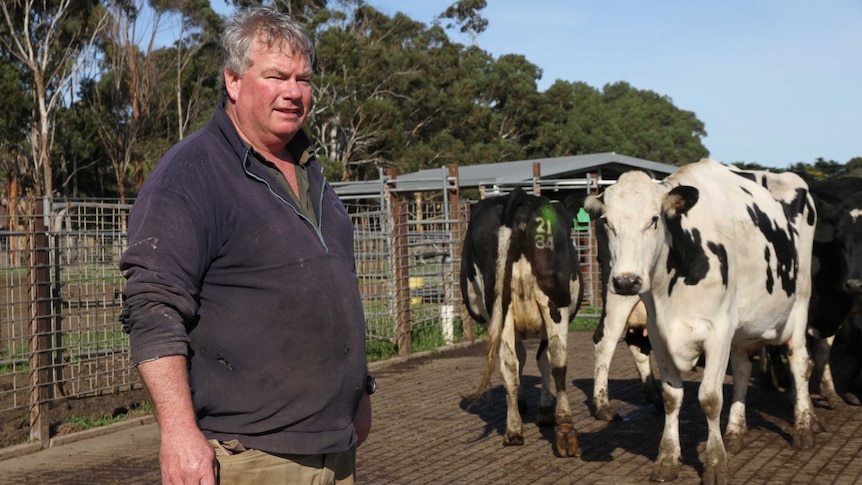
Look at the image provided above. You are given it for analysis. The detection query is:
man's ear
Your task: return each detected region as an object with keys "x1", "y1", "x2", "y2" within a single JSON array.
[{"x1": 224, "y1": 68, "x2": 240, "y2": 100}]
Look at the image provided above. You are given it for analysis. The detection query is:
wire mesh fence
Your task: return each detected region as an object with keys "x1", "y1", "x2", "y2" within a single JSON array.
[
  {"x1": 0, "y1": 182, "x2": 597, "y2": 447},
  {"x1": 0, "y1": 199, "x2": 135, "y2": 443}
]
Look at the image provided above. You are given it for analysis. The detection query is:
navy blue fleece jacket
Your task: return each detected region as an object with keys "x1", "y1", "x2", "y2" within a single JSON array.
[{"x1": 120, "y1": 99, "x2": 367, "y2": 455}]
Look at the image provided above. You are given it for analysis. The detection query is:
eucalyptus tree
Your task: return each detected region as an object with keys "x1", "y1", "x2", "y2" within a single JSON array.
[
  {"x1": 0, "y1": 56, "x2": 32, "y2": 212},
  {"x1": 86, "y1": 0, "x2": 222, "y2": 200},
  {"x1": 533, "y1": 80, "x2": 632, "y2": 158},
  {"x1": 312, "y1": 2, "x2": 435, "y2": 180},
  {"x1": 845, "y1": 157, "x2": 862, "y2": 178},
  {"x1": 788, "y1": 157, "x2": 849, "y2": 180},
  {"x1": 530, "y1": 80, "x2": 708, "y2": 165},
  {"x1": 0, "y1": 0, "x2": 109, "y2": 197},
  {"x1": 158, "y1": 0, "x2": 223, "y2": 140},
  {"x1": 601, "y1": 81, "x2": 708, "y2": 165}
]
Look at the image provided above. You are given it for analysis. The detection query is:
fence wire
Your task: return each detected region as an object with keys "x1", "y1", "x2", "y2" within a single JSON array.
[{"x1": 0, "y1": 190, "x2": 595, "y2": 446}]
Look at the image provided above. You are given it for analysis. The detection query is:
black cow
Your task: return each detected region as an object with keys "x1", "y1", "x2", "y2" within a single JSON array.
[
  {"x1": 806, "y1": 177, "x2": 862, "y2": 405},
  {"x1": 460, "y1": 187, "x2": 584, "y2": 457}
]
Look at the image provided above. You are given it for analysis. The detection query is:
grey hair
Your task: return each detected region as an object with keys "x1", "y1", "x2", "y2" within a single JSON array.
[{"x1": 221, "y1": 6, "x2": 315, "y2": 79}]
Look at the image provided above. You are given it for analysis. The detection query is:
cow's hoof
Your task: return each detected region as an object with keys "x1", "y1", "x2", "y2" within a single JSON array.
[
  {"x1": 594, "y1": 404, "x2": 621, "y2": 422},
  {"x1": 792, "y1": 427, "x2": 815, "y2": 449},
  {"x1": 503, "y1": 433, "x2": 524, "y2": 447},
  {"x1": 554, "y1": 423, "x2": 580, "y2": 458},
  {"x1": 724, "y1": 431, "x2": 744, "y2": 455},
  {"x1": 649, "y1": 460, "x2": 680, "y2": 483},
  {"x1": 537, "y1": 406, "x2": 555, "y2": 427},
  {"x1": 844, "y1": 392, "x2": 862, "y2": 406},
  {"x1": 821, "y1": 389, "x2": 846, "y2": 409},
  {"x1": 811, "y1": 412, "x2": 827, "y2": 434},
  {"x1": 702, "y1": 462, "x2": 730, "y2": 485},
  {"x1": 645, "y1": 379, "x2": 664, "y2": 411}
]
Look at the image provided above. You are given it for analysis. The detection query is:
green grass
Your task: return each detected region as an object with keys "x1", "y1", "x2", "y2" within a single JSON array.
[
  {"x1": 572, "y1": 306, "x2": 601, "y2": 331},
  {"x1": 58, "y1": 413, "x2": 127, "y2": 430},
  {"x1": 51, "y1": 401, "x2": 153, "y2": 434},
  {"x1": 365, "y1": 307, "x2": 601, "y2": 362}
]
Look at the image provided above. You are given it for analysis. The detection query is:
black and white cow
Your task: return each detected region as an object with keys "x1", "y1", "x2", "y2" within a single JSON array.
[
  {"x1": 584, "y1": 160, "x2": 820, "y2": 483},
  {"x1": 806, "y1": 177, "x2": 862, "y2": 405},
  {"x1": 460, "y1": 187, "x2": 584, "y2": 457}
]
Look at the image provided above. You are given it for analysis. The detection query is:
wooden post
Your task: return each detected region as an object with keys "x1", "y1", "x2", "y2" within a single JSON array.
[
  {"x1": 388, "y1": 170, "x2": 411, "y2": 356},
  {"x1": 532, "y1": 162, "x2": 541, "y2": 195},
  {"x1": 28, "y1": 200, "x2": 53, "y2": 447},
  {"x1": 446, "y1": 164, "x2": 472, "y2": 341}
]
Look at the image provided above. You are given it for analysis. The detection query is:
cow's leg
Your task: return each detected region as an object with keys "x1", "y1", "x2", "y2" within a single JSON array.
[
  {"x1": 628, "y1": 339, "x2": 662, "y2": 412},
  {"x1": 649, "y1": 345, "x2": 684, "y2": 483},
  {"x1": 499, "y1": 320, "x2": 524, "y2": 447},
  {"x1": 844, "y1": 315, "x2": 862, "y2": 405},
  {"x1": 516, "y1": 338, "x2": 529, "y2": 416},
  {"x1": 788, "y1": 303, "x2": 822, "y2": 448},
  {"x1": 724, "y1": 349, "x2": 752, "y2": 454},
  {"x1": 552, "y1": 314, "x2": 579, "y2": 458},
  {"x1": 698, "y1": 338, "x2": 731, "y2": 485},
  {"x1": 811, "y1": 335, "x2": 845, "y2": 408},
  {"x1": 593, "y1": 293, "x2": 640, "y2": 421},
  {"x1": 536, "y1": 338, "x2": 554, "y2": 425}
]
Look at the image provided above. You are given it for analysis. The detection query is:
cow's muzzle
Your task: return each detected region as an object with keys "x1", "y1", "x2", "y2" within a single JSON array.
[{"x1": 612, "y1": 274, "x2": 642, "y2": 295}]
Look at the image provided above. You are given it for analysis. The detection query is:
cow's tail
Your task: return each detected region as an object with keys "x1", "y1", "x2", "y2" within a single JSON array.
[
  {"x1": 471, "y1": 248, "x2": 508, "y2": 402},
  {"x1": 471, "y1": 200, "x2": 519, "y2": 403},
  {"x1": 472, "y1": 303, "x2": 503, "y2": 403},
  {"x1": 503, "y1": 187, "x2": 528, "y2": 228}
]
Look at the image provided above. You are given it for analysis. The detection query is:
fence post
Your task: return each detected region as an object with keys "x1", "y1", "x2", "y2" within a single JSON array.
[
  {"x1": 28, "y1": 199, "x2": 53, "y2": 447},
  {"x1": 532, "y1": 162, "x2": 541, "y2": 195},
  {"x1": 388, "y1": 171, "x2": 411, "y2": 356},
  {"x1": 447, "y1": 164, "x2": 471, "y2": 341}
]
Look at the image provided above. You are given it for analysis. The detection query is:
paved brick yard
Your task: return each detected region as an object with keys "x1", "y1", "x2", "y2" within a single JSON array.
[{"x1": 1, "y1": 330, "x2": 861, "y2": 484}]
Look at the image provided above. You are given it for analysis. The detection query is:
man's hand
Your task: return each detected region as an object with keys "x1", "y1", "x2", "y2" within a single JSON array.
[
  {"x1": 137, "y1": 355, "x2": 218, "y2": 484},
  {"x1": 159, "y1": 427, "x2": 218, "y2": 484}
]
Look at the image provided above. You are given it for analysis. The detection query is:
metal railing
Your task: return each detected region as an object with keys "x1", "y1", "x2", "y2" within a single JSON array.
[{"x1": 0, "y1": 173, "x2": 598, "y2": 447}]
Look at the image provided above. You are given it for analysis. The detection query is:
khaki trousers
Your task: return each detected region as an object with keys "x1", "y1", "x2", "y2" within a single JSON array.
[{"x1": 211, "y1": 440, "x2": 355, "y2": 485}]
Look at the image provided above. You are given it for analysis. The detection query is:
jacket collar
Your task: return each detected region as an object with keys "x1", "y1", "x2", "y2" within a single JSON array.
[{"x1": 212, "y1": 96, "x2": 315, "y2": 167}]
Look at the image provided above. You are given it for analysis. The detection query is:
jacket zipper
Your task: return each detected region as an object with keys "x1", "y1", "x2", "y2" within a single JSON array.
[{"x1": 241, "y1": 149, "x2": 330, "y2": 253}]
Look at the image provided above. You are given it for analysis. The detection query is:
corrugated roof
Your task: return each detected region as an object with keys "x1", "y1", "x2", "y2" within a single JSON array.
[{"x1": 332, "y1": 152, "x2": 678, "y2": 197}]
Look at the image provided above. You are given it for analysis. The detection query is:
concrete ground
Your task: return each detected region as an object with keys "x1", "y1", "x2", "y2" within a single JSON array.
[{"x1": 1, "y1": 330, "x2": 861, "y2": 484}]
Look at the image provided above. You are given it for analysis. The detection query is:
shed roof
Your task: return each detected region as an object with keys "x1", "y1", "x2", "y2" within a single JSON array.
[{"x1": 332, "y1": 152, "x2": 678, "y2": 197}]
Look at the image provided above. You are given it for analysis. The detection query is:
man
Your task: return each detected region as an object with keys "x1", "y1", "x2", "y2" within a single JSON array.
[{"x1": 120, "y1": 7, "x2": 372, "y2": 484}]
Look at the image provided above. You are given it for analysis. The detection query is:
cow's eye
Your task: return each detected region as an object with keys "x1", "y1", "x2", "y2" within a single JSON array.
[{"x1": 649, "y1": 216, "x2": 659, "y2": 230}]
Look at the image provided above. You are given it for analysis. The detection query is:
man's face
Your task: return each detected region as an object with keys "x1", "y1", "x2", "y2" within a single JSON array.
[{"x1": 224, "y1": 38, "x2": 313, "y2": 150}]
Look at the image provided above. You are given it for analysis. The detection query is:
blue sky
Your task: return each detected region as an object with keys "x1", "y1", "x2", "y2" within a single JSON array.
[
  {"x1": 370, "y1": 1, "x2": 861, "y2": 169},
  {"x1": 205, "y1": 1, "x2": 860, "y2": 169}
]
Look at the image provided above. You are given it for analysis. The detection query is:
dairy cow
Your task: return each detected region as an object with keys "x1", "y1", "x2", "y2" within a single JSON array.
[
  {"x1": 588, "y1": 218, "x2": 660, "y2": 421},
  {"x1": 584, "y1": 160, "x2": 820, "y2": 483},
  {"x1": 460, "y1": 187, "x2": 584, "y2": 457},
  {"x1": 806, "y1": 177, "x2": 862, "y2": 405}
]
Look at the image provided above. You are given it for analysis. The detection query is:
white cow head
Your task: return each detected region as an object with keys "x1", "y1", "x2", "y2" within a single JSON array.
[{"x1": 584, "y1": 170, "x2": 699, "y2": 295}]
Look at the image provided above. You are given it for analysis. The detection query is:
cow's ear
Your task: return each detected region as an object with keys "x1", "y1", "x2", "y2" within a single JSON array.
[
  {"x1": 663, "y1": 185, "x2": 699, "y2": 218},
  {"x1": 563, "y1": 193, "x2": 588, "y2": 216},
  {"x1": 583, "y1": 193, "x2": 605, "y2": 219}
]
